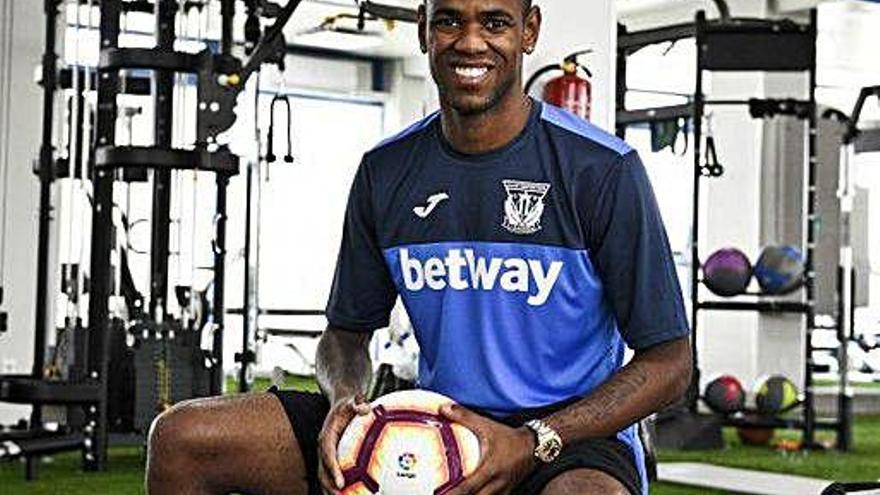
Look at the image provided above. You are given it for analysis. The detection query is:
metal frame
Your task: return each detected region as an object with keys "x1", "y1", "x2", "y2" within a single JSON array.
[
  {"x1": 31, "y1": 0, "x2": 63, "y2": 438},
  {"x1": 0, "y1": 0, "x2": 243, "y2": 479},
  {"x1": 616, "y1": 10, "x2": 852, "y2": 450}
]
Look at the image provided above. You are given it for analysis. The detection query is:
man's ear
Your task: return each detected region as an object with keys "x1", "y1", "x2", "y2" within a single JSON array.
[
  {"x1": 417, "y1": 4, "x2": 428, "y2": 54},
  {"x1": 522, "y1": 6, "x2": 541, "y2": 54}
]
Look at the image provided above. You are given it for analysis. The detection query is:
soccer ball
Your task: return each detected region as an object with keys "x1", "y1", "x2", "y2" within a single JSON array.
[{"x1": 336, "y1": 390, "x2": 481, "y2": 495}]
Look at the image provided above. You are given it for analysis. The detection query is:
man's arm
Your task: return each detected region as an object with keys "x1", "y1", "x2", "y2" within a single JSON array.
[
  {"x1": 315, "y1": 325, "x2": 373, "y2": 404},
  {"x1": 543, "y1": 336, "x2": 692, "y2": 443},
  {"x1": 440, "y1": 337, "x2": 691, "y2": 495},
  {"x1": 555, "y1": 149, "x2": 692, "y2": 443},
  {"x1": 315, "y1": 326, "x2": 374, "y2": 491}
]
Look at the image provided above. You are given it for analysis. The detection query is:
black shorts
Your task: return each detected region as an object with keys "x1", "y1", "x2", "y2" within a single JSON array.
[{"x1": 269, "y1": 388, "x2": 641, "y2": 495}]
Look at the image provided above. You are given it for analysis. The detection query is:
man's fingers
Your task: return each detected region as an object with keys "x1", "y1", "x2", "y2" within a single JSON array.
[
  {"x1": 439, "y1": 403, "x2": 481, "y2": 430},
  {"x1": 317, "y1": 458, "x2": 339, "y2": 494},
  {"x1": 446, "y1": 462, "x2": 494, "y2": 495},
  {"x1": 474, "y1": 478, "x2": 508, "y2": 495},
  {"x1": 445, "y1": 477, "x2": 477, "y2": 495},
  {"x1": 319, "y1": 404, "x2": 361, "y2": 490},
  {"x1": 351, "y1": 393, "x2": 372, "y2": 416},
  {"x1": 318, "y1": 433, "x2": 346, "y2": 489},
  {"x1": 319, "y1": 396, "x2": 375, "y2": 489}
]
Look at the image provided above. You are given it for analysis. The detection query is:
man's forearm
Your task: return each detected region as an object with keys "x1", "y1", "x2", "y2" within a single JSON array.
[
  {"x1": 543, "y1": 337, "x2": 692, "y2": 444},
  {"x1": 315, "y1": 327, "x2": 373, "y2": 405}
]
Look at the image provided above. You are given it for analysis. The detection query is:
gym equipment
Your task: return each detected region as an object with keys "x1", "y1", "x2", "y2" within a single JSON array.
[
  {"x1": 2, "y1": 0, "x2": 423, "y2": 480},
  {"x1": 649, "y1": 118, "x2": 688, "y2": 154},
  {"x1": 754, "y1": 375, "x2": 799, "y2": 415},
  {"x1": 702, "y1": 248, "x2": 752, "y2": 297},
  {"x1": 753, "y1": 245, "x2": 805, "y2": 295},
  {"x1": 748, "y1": 98, "x2": 812, "y2": 120},
  {"x1": 822, "y1": 85, "x2": 880, "y2": 451},
  {"x1": 638, "y1": 416, "x2": 658, "y2": 482},
  {"x1": 130, "y1": 319, "x2": 212, "y2": 432},
  {"x1": 703, "y1": 375, "x2": 745, "y2": 414},
  {"x1": 701, "y1": 114, "x2": 724, "y2": 178},
  {"x1": 615, "y1": 7, "x2": 858, "y2": 451},
  {"x1": 0, "y1": 0, "x2": 321, "y2": 480},
  {"x1": 651, "y1": 410, "x2": 724, "y2": 450},
  {"x1": 525, "y1": 50, "x2": 594, "y2": 121},
  {"x1": 369, "y1": 363, "x2": 416, "y2": 401},
  {"x1": 266, "y1": 95, "x2": 294, "y2": 164},
  {"x1": 736, "y1": 425, "x2": 774, "y2": 446}
]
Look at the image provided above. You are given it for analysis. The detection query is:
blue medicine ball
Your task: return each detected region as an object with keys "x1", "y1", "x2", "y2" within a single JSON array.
[{"x1": 753, "y1": 245, "x2": 804, "y2": 295}]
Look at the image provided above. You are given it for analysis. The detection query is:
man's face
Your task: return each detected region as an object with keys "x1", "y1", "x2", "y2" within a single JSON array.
[{"x1": 419, "y1": 0, "x2": 540, "y2": 116}]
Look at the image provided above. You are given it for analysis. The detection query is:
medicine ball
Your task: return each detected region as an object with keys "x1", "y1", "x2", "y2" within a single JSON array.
[
  {"x1": 753, "y1": 245, "x2": 804, "y2": 295},
  {"x1": 703, "y1": 248, "x2": 752, "y2": 297},
  {"x1": 736, "y1": 424, "x2": 775, "y2": 446},
  {"x1": 704, "y1": 375, "x2": 746, "y2": 414},
  {"x1": 755, "y1": 375, "x2": 799, "y2": 415}
]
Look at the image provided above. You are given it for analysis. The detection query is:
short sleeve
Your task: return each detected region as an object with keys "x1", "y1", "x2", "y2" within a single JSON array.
[
  {"x1": 585, "y1": 151, "x2": 689, "y2": 350},
  {"x1": 325, "y1": 158, "x2": 398, "y2": 332}
]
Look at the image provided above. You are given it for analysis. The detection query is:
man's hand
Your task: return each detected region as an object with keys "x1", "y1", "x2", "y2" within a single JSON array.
[
  {"x1": 317, "y1": 394, "x2": 371, "y2": 494},
  {"x1": 440, "y1": 403, "x2": 537, "y2": 495}
]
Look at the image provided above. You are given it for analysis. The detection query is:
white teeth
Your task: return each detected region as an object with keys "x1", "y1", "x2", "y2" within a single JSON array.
[{"x1": 454, "y1": 66, "x2": 488, "y2": 78}]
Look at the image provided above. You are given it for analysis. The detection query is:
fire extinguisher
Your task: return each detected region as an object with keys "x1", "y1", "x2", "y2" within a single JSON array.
[{"x1": 525, "y1": 49, "x2": 593, "y2": 121}]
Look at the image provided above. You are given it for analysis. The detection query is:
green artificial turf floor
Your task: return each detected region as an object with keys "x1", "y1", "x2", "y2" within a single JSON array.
[
  {"x1": 2, "y1": 376, "x2": 878, "y2": 495},
  {"x1": 652, "y1": 415, "x2": 880, "y2": 494}
]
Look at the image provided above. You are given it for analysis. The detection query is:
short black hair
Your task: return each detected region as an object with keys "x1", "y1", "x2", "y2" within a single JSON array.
[{"x1": 423, "y1": 0, "x2": 533, "y2": 14}]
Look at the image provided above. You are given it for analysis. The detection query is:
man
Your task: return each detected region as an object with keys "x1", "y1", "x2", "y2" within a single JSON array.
[{"x1": 146, "y1": 0, "x2": 692, "y2": 494}]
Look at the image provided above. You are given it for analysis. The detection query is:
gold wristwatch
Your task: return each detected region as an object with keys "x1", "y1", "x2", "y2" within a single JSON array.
[{"x1": 524, "y1": 419, "x2": 563, "y2": 463}]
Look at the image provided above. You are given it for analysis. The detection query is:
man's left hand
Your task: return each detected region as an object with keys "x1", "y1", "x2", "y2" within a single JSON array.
[{"x1": 439, "y1": 403, "x2": 537, "y2": 495}]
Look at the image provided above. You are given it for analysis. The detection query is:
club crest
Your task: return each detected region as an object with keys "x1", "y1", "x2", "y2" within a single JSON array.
[{"x1": 502, "y1": 180, "x2": 550, "y2": 235}]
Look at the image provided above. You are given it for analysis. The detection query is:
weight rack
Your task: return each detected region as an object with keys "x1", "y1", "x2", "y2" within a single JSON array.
[
  {"x1": 616, "y1": 10, "x2": 852, "y2": 450},
  {"x1": 0, "y1": 0, "x2": 243, "y2": 478}
]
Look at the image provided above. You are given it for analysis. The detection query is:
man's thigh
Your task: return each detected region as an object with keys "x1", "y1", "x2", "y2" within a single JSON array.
[
  {"x1": 147, "y1": 392, "x2": 313, "y2": 495},
  {"x1": 540, "y1": 468, "x2": 630, "y2": 495}
]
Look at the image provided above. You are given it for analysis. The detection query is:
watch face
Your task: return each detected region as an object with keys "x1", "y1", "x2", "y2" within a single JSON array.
[
  {"x1": 527, "y1": 420, "x2": 563, "y2": 463},
  {"x1": 539, "y1": 440, "x2": 562, "y2": 462}
]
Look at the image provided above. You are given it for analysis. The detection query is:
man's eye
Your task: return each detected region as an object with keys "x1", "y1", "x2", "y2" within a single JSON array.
[
  {"x1": 433, "y1": 17, "x2": 460, "y2": 29},
  {"x1": 484, "y1": 18, "x2": 511, "y2": 31}
]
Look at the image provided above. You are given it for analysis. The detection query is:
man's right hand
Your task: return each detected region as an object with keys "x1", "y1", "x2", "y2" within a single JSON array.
[{"x1": 317, "y1": 394, "x2": 372, "y2": 494}]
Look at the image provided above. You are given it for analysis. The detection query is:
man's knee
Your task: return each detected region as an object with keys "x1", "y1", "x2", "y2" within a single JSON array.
[
  {"x1": 148, "y1": 398, "x2": 220, "y2": 469},
  {"x1": 541, "y1": 468, "x2": 630, "y2": 495},
  {"x1": 146, "y1": 394, "x2": 308, "y2": 495}
]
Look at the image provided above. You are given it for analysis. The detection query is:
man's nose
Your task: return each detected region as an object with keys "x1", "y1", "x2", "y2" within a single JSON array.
[{"x1": 453, "y1": 22, "x2": 489, "y2": 54}]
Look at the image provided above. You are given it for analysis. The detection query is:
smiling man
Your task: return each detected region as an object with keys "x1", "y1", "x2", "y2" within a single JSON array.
[{"x1": 145, "y1": 1, "x2": 692, "y2": 494}]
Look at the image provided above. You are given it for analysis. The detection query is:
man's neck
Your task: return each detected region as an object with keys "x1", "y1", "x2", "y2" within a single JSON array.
[{"x1": 440, "y1": 93, "x2": 533, "y2": 155}]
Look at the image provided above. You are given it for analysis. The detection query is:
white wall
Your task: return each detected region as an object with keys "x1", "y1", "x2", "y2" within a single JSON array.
[
  {"x1": 527, "y1": 0, "x2": 617, "y2": 130},
  {"x1": 0, "y1": 0, "x2": 48, "y2": 424}
]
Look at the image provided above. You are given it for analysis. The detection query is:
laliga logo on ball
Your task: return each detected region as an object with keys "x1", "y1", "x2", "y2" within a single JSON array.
[
  {"x1": 336, "y1": 390, "x2": 481, "y2": 495},
  {"x1": 396, "y1": 452, "x2": 418, "y2": 478}
]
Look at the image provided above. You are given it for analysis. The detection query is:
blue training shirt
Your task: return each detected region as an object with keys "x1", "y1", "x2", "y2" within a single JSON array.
[{"x1": 326, "y1": 101, "x2": 689, "y2": 493}]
